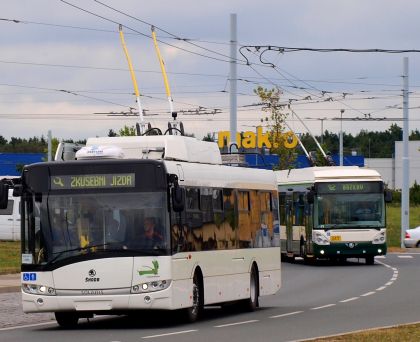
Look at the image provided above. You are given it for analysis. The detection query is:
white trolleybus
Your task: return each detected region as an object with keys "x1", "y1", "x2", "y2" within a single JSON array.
[
  {"x1": 0, "y1": 135, "x2": 281, "y2": 327},
  {"x1": 275, "y1": 166, "x2": 392, "y2": 265}
]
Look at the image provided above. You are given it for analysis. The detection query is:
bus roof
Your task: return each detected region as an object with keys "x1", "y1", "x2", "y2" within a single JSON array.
[
  {"x1": 84, "y1": 136, "x2": 222, "y2": 165},
  {"x1": 275, "y1": 166, "x2": 383, "y2": 185},
  {"x1": 165, "y1": 160, "x2": 277, "y2": 191}
]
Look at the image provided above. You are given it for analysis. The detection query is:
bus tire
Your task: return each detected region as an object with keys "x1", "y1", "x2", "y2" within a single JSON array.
[
  {"x1": 55, "y1": 312, "x2": 79, "y2": 328},
  {"x1": 243, "y1": 265, "x2": 259, "y2": 311},
  {"x1": 365, "y1": 256, "x2": 375, "y2": 265},
  {"x1": 185, "y1": 271, "x2": 203, "y2": 322}
]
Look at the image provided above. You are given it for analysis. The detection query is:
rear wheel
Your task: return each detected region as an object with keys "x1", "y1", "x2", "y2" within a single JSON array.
[
  {"x1": 55, "y1": 312, "x2": 79, "y2": 328},
  {"x1": 416, "y1": 241, "x2": 420, "y2": 248},
  {"x1": 243, "y1": 265, "x2": 259, "y2": 311},
  {"x1": 185, "y1": 272, "x2": 203, "y2": 322}
]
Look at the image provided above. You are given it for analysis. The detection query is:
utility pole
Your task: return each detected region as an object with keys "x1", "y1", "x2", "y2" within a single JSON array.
[
  {"x1": 339, "y1": 109, "x2": 344, "y2": 166},
  {"x1": 401, "y1": 57, "x2": 410, "y2": 248},
  {"x1": 229, "y1": 13, "x2": 237, "y2": 151}
]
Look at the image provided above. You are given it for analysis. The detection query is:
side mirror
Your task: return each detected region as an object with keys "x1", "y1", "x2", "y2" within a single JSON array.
[
  {"x1": 171, "y1": 186, "x2": 185, "y2": 212},
  {"x1": 307, "y1": 191, "x2": 315, "y2": 204},
  {"x1": 0, "y1": 182, "x2": 8, "y2": 209},
  {"x1": 384, "y1": 190, "x2": 392, "y2": 203}
]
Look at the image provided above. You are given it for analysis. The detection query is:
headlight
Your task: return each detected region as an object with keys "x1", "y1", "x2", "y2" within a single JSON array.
[
  {"x1": 22, "y1": 283, "x2": 56, "y2": 296},
  {"x1": 131, "y1": 280, "x2": 171, "y2": 294},
  {"x1": 372, "y1": 231, "x2": 386, "y2": 244},
  {"x1": 313, "y1": 231, "x2": 330, "y2": 245}
]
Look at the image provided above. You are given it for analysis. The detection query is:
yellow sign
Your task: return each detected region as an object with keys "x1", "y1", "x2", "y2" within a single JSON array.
[{"x1": 218, "y1": 127, "x2": 298, "y2": 149}]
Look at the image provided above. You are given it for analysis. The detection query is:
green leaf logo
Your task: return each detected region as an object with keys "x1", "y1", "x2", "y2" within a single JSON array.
[{"x1": 138, "y1": 260, "x2": 159, "y2": 276}]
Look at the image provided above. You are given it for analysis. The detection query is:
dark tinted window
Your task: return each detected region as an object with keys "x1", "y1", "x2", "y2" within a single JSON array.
[{"x1": 0, "y1": 200, "x2": 13, "y2": 215}]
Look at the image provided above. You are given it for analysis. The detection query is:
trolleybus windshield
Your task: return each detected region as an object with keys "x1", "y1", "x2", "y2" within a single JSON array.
[
  {"x1": 314, "y1": 182, "x2": 385, "y2": 229},
  {"x1": 22, "y1": 191, "x2": 169, "y2": 266}
]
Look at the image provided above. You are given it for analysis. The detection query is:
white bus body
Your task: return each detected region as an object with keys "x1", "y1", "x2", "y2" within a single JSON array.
[
  {"x1": 275, "y1": 166, "x2": 389, "y2": 264},
  {"x1": 17, "y1": 136, "x2": 281, "y2": 326},
  {"x1": 0, "y1": 180, "x2": 20, "y2": 241}
]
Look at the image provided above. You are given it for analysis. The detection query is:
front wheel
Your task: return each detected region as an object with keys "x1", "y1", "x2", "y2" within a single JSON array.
[
  {"x1": 55, "y1": 312, "x2": 79, "y2": 328},
  {"x1": 300, "y1": 242, "x2": 306, "y2": 259}
]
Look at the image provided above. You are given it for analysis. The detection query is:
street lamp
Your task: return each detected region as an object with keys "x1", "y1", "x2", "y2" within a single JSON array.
[
  {"x1": 304, "y1": 117, "x2": 327, "y2": 144},
  {"x1": 339, "y1": 109, "x2": 344, "y2": 166}
]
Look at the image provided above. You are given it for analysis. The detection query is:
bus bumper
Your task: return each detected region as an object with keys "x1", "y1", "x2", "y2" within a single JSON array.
[
  {"x1": 313, "y1": 242, "x2": 386, "y2": 259},
  {"x1": 21, "y1": 279, "x2": 192, "y2": 313}
]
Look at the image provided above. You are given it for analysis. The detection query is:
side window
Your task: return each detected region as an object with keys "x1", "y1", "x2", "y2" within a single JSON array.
[
  {"x1": 212, "y1": 189, "x2": 223, "y2": 212},
  {"x1": 238, "y1": 191, "x2": 250, "y2": 211},
  {"x1": 279, "y1": 193, "x2": 286, "y2": 225},
  {"x1": 260, "y1": 192, "x2": 272, "y2": 212},
  {"x1": 200, "y1": 188, "x2": 213, "y2": 223},
  {"x1": 293, "y1": 192, "x2": 305, "y2": 225},
  {"x1": 0, "y1": 200, "x2": 14, "y2": 215},
  {"x1": 186, "y1": 188, "x2": 200, "y2": 211},
  {"x1": 185, "y1": 187, "x2": 203, "y2": 230}
]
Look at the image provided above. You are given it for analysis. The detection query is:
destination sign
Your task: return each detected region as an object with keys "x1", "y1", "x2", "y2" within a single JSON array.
[
  {"x1": 316, "y1": 181, "x2": 382, "y2": 194},
  {"x1": 50, "y1": 173, "x2": 135, "y2": 190}
]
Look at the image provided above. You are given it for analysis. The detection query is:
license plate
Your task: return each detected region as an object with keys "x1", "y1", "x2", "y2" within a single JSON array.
[{"x1": 330, "y1": 235, "x2": 341, "y2": 242}]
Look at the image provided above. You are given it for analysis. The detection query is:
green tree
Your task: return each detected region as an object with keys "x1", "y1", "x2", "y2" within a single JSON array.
[
  {"x1": 254, "y1": 86, "x2": 296, "y2": 169},
  {"x1": 410, "y1": 181, "x2": 420, "y2": 206},
  {"x1": 119, "y1": 125, "x2": 137, "y2": 136},
  {"x1": 202, "y1": 133, "x2": 215, "y2": 142}
]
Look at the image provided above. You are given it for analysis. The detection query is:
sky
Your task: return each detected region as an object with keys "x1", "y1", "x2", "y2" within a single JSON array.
[{"x1": 1, "y1": 0, "x2": 420, "y2": 141}]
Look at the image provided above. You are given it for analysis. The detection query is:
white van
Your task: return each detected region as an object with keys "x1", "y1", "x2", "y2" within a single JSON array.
[{"x1": 0, "y1": 187, "x2": 20, "y2": 241}]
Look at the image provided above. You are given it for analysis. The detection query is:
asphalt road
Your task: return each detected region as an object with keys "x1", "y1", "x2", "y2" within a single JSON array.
[{"x1": 1, "y1": 253, "x2": 420, "y2": 342}]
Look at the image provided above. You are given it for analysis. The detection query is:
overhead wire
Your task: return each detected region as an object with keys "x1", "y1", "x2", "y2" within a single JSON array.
[
  {"x1": 58, "y1": 0, "x2": 248, "y2": 65},
  {"x1": 93, "y1": 0, "x2": 244, "y2": 63},
  {"x1": 2, "y1": 10, "x2": 418, "y2": 124}
]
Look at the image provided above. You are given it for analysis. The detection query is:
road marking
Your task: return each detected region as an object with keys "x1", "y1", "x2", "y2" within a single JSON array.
[
  {"x1": 214, "y1": 320, "x2": 259, "y2": 328},
  {"x1": 310, "y1": 304, "x2": 336, "y2": 310},
  {"x1": 385, "y1": 281, "x2": 394, "y2": 286},
  {"x1": 142, "y1": 330, "x2": 197, "y2": 339},
  {"x1": 269, "y1": 311, "x2": 303, "y2": 319},
  {"x1": 0, "y1": 321, "x2": 56, "y2": 331},
  {"x1": 340, "y1": 297, "x2": 359, "y2": 303},
  {"x1": 375, "y1": 255, "x2": 385, "y2": 259},
  {"x1": 361, "y1": 291, "x2": 375, "y2": 297},
  {"x1": 376, "y1": 286, "x2": 386, "y2": 291},
  {"x1": 398, "y1": 255, "x2": 413, "y2": 259}
]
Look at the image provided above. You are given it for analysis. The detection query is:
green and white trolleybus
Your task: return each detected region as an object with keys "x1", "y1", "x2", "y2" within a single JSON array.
[
  {"x1": 0, "y1": 135, "x2": 281, "y2": 327},
  {"x1": 275, "y1": 166, "x2": 392, "y2": 265}
]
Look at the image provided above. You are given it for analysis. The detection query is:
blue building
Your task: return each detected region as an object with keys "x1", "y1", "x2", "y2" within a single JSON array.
[{"x1": 0, "y1": 153, "x2": 45, "y2": 176}]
